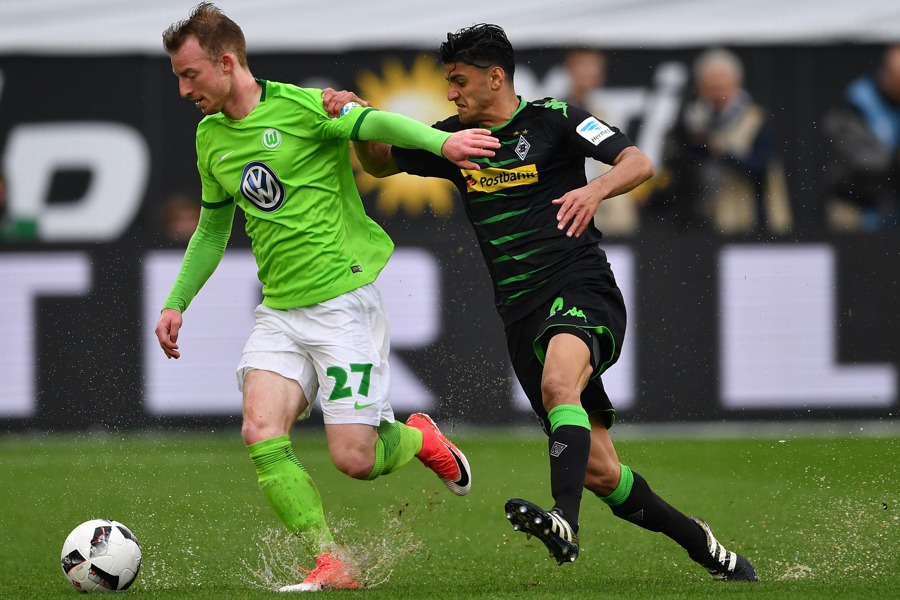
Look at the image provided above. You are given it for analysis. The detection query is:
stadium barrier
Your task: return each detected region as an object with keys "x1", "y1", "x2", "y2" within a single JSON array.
[{"x1": 1, "y1": 46, "x2": 897, "y2": 429}]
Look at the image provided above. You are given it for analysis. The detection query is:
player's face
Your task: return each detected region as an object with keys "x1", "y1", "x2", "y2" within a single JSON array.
[
  {"x1": 170, "y1": 35, "x2": 231, "y2": 116},
  {"x1": 697, "y1": 64, "x2": 739, "y2": 111},
  {"x1": 444, "y1": 62, "x2": 495, "y2": 125}
]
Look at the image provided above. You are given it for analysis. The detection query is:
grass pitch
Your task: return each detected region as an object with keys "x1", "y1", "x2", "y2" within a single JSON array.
[{"x1": 1, "y1": 425, "x2": 898, "y2": 599}]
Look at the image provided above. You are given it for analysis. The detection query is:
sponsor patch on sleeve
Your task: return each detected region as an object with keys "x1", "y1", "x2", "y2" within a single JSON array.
[
  {"x1": 576, "y1": 116, "x2": 615, "y2": 146},
  {"x1": 340, "y1": 102, "x2": 361, "y2": 117}
]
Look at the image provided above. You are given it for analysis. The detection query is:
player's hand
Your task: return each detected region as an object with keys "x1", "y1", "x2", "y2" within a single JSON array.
[
  {"x1": 441, "y1": 129, "x2": 499, "y2": 170},
  {"x1": 552, "y1": 186, "x2": 602, "y2": 238},
  {"x1": 155, "y1": 308, "x2": 184, "y2": 359},
  {"x1": 322, "y1": 87, "x2": 370, "y2": 118}
]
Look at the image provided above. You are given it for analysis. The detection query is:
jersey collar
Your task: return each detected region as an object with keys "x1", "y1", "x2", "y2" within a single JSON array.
[
  {"x1": 255, "y1": 77, "x2": 268, "y2": 102},
  {"x1": 486, "y1": 96, "x2": 527, "y2": 131}
]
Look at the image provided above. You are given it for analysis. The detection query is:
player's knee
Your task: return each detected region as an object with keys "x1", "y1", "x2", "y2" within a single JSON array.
[
  {"x1": 241, "y1": 415, "x2": 285, "y2": 446},
  {"x1": 540, "y1": 372, "x2": 578, "y2": 409},
  {"x1": 240, "y1": 419, "x2": 263, "y2": 445},
  {"x1": 332, "y1": 450, "x2": 375, "y2": 480}
]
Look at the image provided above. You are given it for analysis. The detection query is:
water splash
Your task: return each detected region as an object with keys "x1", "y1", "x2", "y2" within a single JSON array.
[
  {"x1": 770, "y1": 495, "x2": 899, "y2": 581},
  {"x1": 242, "y1": 499, "x2": 425, "y2": 590}
]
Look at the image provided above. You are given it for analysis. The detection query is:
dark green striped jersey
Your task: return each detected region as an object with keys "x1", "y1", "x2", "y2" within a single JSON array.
[{"x1": 392, "y1": 97, "x2": 633, "y2": 325}]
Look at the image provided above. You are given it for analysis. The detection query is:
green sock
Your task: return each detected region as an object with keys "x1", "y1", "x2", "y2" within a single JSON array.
[
  {"x1": 547, "y1": 404, "x2": 592, "y2": 432},
  {"x1": 366, "y1": 421, "x2": 423, "y2": 480},
  {"x1": 598, "y1": 463, "x2": 634, "y2": 507},
  {"x1": 248, "y1": 435, "x2": 333, "y2": 550}
]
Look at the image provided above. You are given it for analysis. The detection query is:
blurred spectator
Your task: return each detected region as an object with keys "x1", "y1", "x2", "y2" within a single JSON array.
[
  {"x1": 561, "y1": 48, "x2": 608, "y2": 112},
  {"x1": 558, "y1": 48, "x2": 640, "y2": 236},
  {"x1": 160, "y1": 191, "x2": 200, "y2": 243},
  {"x1": 644, "y1": 48, "x2": 791, "y2": 234},
  {"x1": 822, "y1": 44, "x2": 900, "y2": 232}
]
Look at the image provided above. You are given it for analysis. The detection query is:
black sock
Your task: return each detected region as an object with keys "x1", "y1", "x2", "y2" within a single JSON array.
[
  {"x1": 548, "y1": 424, "x2": 591, "y2": 532},
  {"x1": 609, "y1": 470, "x2": 706, "y2": 555}
]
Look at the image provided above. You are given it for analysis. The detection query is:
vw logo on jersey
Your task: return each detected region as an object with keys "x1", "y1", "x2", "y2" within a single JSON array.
[{"x1": 240, "y1": 161, "x2": 285, "y2": 212}]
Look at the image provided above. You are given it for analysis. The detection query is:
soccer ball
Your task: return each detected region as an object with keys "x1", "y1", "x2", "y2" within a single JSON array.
[{"x1": 60, "y1": 519, "x2": 142, "y2": 592}]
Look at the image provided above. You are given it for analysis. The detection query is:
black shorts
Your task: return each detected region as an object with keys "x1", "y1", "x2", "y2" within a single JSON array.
[{"x1": 505, "y1": 275, "x2": 626, "y2": 434}]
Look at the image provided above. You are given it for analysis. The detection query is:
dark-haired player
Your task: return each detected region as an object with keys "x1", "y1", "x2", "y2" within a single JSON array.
[{"x1": 326, "y1": 23, "x2": 757, "y2": 582}]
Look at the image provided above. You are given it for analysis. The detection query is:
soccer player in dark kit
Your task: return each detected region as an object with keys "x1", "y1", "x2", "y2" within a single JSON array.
[{"x1": 325, "y1": 23, "x2": 758, "y2": 582}]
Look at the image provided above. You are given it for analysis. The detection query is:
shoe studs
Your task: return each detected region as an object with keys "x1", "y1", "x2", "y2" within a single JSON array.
[{"x1": 505, "y1": 498, "x2": 580, "y2": 566}]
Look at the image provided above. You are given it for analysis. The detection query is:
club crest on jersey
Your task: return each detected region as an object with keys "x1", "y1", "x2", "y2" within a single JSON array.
[
  {"x1": 240, "y1": 161, "x2": 286, "y2": 212},
  {"x1": 262, "y1": 128, "x2": 282, "y2": 150},
  {"x1": 576, "y1": 117, "x2": 614, "y2": 146},
  {"x1": 515, "y1": 135, "x2": 531, "y2": 160}
]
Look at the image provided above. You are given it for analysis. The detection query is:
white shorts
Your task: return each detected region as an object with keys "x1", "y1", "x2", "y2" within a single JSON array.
[{"x1": 236, "y1": 283, "x2": 395, "y2": 427}]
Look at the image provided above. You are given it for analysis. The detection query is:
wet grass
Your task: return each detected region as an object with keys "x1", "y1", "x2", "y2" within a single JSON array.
[{"x1": 1, "y1": 427, "x2": 898, "y2": 599}]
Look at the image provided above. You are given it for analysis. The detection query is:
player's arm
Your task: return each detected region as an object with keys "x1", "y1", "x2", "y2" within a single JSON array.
[
  {"x1": 354, "y1": 110, "x2": 497, "y2": 170},
  {"x1": 591, "y1": 145, "x2": 655, "y2": 199},
  {"x1": 353, "y1": 139, "x2": 401, "y2": 178},
  {"x1": 554, "y1": 146, "x2": 654, "y2": 238},
  {"x1": 322, "y1": 87, "x2": 498, "y2": 170},
  {"x1": 321, "y1": 88, "x2": 400, "y2": 176},
  {"x1": 155, "y1": 202, "x2": 235, "y2": 359}
]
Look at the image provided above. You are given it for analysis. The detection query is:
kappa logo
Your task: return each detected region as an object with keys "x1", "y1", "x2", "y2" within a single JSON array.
[
  {"x1": 550, "y1": 441, "x2": 568, "y2": 457},
  {"x1": 240, "y1": 161, "x2": 285, "y2": 212},
  {"x1": 550, "y1": 297, "x2": 564, "y2": 317},
  {"x1": 626, "y1": 509, "x2": 645, "y2": 524},
  {"x1": 533, "y1": 99, "x2": 569, "y2": 117},
  {"x1": 564, "y1": 306, "x2": 588, "y2": 322},
  {"x1": 576, "y1": 116, "x2": 615, "y2": 146}
]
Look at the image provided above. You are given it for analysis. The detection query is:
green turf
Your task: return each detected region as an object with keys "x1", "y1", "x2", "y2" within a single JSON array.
[{"x1": 1, "y1": 427, "x2": 898, "y2": 599}]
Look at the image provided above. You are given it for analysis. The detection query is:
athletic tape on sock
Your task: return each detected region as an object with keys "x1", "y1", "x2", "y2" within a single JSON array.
[
  {"x1": 366, "y1": 420, "x2": 402, "y2": 479},
  {"x1": 368, "y1": 420, "x2": 421, "y2": 479},
  {"x1": 600, "y1": 463, "x2": 634, "y2": 507},
  {"x1": 548, "y1": 404, "x2": 591, "y2": 433},
  {"x1": 248, "y1": 435, "x2": 302, "y2": 469}
]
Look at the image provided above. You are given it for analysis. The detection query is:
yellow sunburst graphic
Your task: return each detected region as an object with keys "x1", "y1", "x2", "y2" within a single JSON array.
[{"x1": 354, "y1": 54, "x2": 457, "y2": 217}]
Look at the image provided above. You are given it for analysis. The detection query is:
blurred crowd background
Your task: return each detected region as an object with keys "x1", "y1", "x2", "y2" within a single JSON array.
[{"x1": 1, "y1": 1, "x2": 898, "y2": 430}]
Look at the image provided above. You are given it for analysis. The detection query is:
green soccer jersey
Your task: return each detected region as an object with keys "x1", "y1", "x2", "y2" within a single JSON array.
[{"x1": 173, "y1": 80, "x2": 393, "y2": 311}]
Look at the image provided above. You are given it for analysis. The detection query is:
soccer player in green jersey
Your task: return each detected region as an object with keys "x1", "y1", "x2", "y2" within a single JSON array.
[
  {"x1": 155, "y1": 4, "x2": 498, "y2": 591},
  {"x1": 327, "y1": 24, "x2": 758, "y2": 582}
]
